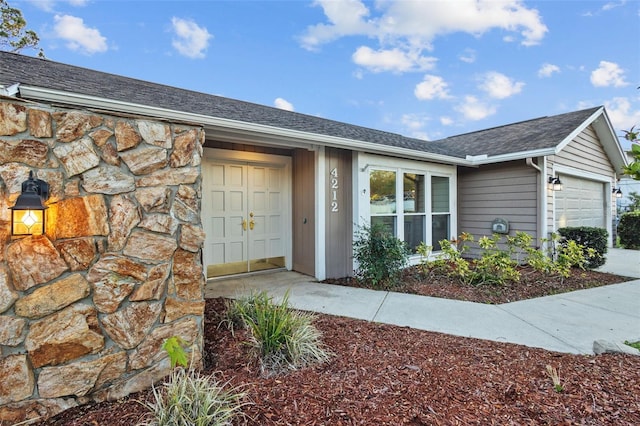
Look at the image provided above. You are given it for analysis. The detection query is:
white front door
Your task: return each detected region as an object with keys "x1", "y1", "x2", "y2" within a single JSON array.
[{"x1": 202, "y1": 159, "x2": 287, "y2": 277}]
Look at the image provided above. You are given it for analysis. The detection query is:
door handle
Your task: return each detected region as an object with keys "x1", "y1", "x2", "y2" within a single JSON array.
[
  {"x1": 242, "y1": 219, "x2": 247, "y2": 231},
  {"x1": 249, "y1": 218, "x2": 255, "y2": 230}
]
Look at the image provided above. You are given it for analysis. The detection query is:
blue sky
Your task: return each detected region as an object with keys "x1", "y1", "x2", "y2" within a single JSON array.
[{"x1": 11, "y1": 0, "x2": 640, "y2": 150}]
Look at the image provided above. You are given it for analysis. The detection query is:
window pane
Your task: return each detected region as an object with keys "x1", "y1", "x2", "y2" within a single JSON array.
[
  {"x1": 403, "y1": 173, "x2": 425, "y2": 213},
  {"x1": 370, "y1": 170, "x2": 396, "y2": 214},
  {"x1": 371, "y1": 216, "x2": 396, "y2": 236},
  {"x1": 404, "y1": 215, "x2": 425, "y2": 253},
  {"x1": 432, "y1": 214, "x2": 450, "y2": 251},
  {"x1": 431, "y1": 176, "x2": 449, "y2": 213}
]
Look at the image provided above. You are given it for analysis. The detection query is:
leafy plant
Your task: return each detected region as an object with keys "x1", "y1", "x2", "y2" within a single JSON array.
[
  {"x1": 557, "y1": 227, "x2": 607, "y2": 269},
  {"x1": 618, "y1": 211, "x2": 640, "y2": 249},
  {"x1": 229, "y1": 291, "x2": 330, "y2": 376},
  {"x1": 162, "y1": 336, "x2": 189, "y2": 369},
  {"x1": 144, "y1": 368, "x2": 246, "y2": 426},
  {"x1": 545, "y1": 364, "x2": 564, "y2": 393},
  {"x1": 472, "y1": 234, "x2": 520, "y2": 285},
  {"x1": 624, "y1": 340, "x2": 640, "y2": 350},
  {"x1": 352, "y1": 222, "x2": 410, "y2": 289},
  {"x1": 622, "y1": 125, "x2": 640, "y2": 181},
  {"x1": 142, "y1": 336, "x2": 246, "y2": 425}
]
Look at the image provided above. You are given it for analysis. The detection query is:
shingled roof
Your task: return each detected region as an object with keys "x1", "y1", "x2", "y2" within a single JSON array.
[{"x1": 0, "y1": 51, "x2": 614, "y2": 164}]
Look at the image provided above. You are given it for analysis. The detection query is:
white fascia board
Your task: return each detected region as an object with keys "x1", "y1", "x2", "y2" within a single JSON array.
[
  {"x1": 554, "y1": 107, "x2": 603, "y2": 154},
  {"x1": 466, "y1": 147, "x2": 556, "y2": 165},
  {"x1": 19, "y1": 85, "x2": 470, "y2": 166}
]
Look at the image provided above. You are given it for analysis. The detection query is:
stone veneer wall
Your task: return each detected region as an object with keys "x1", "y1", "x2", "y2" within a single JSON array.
[{"x1": 0, "y1": 99, "x2": 206, "y2": 424}]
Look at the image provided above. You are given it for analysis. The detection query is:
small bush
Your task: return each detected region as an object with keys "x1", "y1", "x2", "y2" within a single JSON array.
[
  {"x1": 228, "y1": 291, "x2": 330, "y2": 376},
  {"x1": 352, "y1": 222, "x2": 410, "y2": 289},
  {"x1": 144, "y1": 368, "x2": 245, "y2": 426},
  {"x1": 558, "y1": 226, "x2": 608, "y2": 268},
  {"x1": 618, "y1": 211, "x2": 640, "y2": 249}
]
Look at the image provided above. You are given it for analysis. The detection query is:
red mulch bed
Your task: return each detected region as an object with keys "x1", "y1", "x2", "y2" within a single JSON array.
[{"x1": 37, "y1": 268, "x2": 640, "y2": 425}]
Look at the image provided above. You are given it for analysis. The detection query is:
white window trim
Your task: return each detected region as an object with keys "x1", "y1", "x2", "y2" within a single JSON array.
[{"x1": 354, "y1": 153, "x2": 457, "y2": 266}]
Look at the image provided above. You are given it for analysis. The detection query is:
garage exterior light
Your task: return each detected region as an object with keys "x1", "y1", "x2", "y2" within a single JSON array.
[{"x1": 547, "y1": 176, "x2": 563, "y2": 191}]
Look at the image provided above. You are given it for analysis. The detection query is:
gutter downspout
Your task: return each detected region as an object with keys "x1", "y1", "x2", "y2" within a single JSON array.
[{"x1": 526, "y1": 157, "x2": 546, "y2": 252}]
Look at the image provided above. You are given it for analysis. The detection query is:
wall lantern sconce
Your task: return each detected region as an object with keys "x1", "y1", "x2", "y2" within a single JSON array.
[
  {"x1": 547, "y1": 176, "x2": 563, "y2": 191},
  {"x1": 613, "y1": 188, "x2": 623, "y2": 199},
  {"x1": 9, "y1": 171, "x2": 49, "y2": 236}
]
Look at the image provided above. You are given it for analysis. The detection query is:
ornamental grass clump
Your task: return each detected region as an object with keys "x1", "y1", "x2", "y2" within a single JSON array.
[
  {"x1": 142, "y1": 337, "x2": 246, "y2": 426},
  {"x1": 227, "y1": 291, "x2": 330, "y2": 376}
]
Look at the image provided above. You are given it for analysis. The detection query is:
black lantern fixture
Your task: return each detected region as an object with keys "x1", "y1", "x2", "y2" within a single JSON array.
[
  {"x1": 9, "y1": 171, "x2": 49, "y2": 236},
  {"x1": 613, "y1": 188, "x2": 623, "y2": 199},
  {"x1": 547, "y1": 176, "x2": 563, "y2": 191}
]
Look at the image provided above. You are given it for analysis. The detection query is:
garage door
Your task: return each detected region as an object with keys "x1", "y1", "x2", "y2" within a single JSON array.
[{"x1": 555, "y1": 175, "x2": 605, "y2": 228}]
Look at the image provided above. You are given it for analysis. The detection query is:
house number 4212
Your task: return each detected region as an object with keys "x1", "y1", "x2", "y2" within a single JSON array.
[{"x1": 330, "y1": 167, "x2": 339, "y2": 212}]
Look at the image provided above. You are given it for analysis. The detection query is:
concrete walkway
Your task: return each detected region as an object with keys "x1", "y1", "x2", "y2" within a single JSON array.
[{"x1": 206, "y1": 248, "x2": 640, "y2": 355}]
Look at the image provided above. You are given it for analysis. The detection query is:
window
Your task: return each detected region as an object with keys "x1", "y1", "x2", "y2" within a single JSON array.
[
  {"x1": 431, "y1": 176, "x2": 450, "y2": 251},
  {"x1": 369, "y1": 168, "x2": 451, "y2": 253},
  {"x1": 403, "y1": 173, "x2": 425, "y2": 252},
  {"x1": 370, "y1": 170, "x2": 396, "y2": 235}
]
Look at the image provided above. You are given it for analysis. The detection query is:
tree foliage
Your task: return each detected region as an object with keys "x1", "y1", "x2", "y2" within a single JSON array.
[
  {"x1": 0, "y1": 0, "x2": 43, "y2": 56},
  {"x1": 622, "y1": 125, "x2": 640, "y2": 181}
]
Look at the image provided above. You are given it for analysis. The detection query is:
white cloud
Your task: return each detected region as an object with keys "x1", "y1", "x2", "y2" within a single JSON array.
[
  {"x1": 538, "y1": 63, "x2": 560, "y2": 78},
  {"x1": 455, "y1": 96, "x2": 497, "y2": 121},
  {"x1": 458, "y1": 49, "x2": 476, "y2": 64},
  {"x1": 53, "y1": 14, "x2": 107, "y2": 54},
  {"x1": 274, "y1": 98, "x2": 294, "y2": 111},
  {"x1": 414, "y1": 75, "x2": 451, "y2": 100},
  {"x1": 301, "y1": 0, "x2": 547, "y2": 53},
  {"x1": 27, "y1": 0, "x2": 87, "y2": 11},
  {"x1": 352, "y1": 46, "x2": 436, "y2": 73},
  {"x1": 440, "y1": 116, "x2": 454, "y2": 126},
  {"x1": 171, "y1": 17, "x2": 212, "y2": 59},
  {"x1": 479, "y1": 71, "x2": 524, "y2": 99},
  {"x1": 604, "y1": 97, "x2": 640, "y2": 133},
  {"x1": 590, "y1": 61, "x2": 628, "y2": 88},
  {"x1": 401, "y1": 113, "x2": 428, "y2": 131}
]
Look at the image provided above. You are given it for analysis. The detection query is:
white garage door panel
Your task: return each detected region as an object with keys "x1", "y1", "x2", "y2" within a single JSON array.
[{"x1": 555, "y1": 175, "x2": 605, "y2": 228}]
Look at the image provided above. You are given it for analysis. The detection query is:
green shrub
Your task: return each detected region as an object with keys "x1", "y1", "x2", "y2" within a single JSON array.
[
  {"x1": 472, "y1": 234, "x2": 520, "y2": 285},
  {"x1": 228, "y1": 291, "x2": 330, "y2": 376},
  {"x1": 144, "y1": 368, "x2": 245, "y2": 426},
  {"x1": 618, "y1": 211, "x2": 640, "y2": 249},
  {"x1": 557, "y1": 226, "x2": 608, "y2": 268},
  {"x1": 352, "y1": 222, "x2": 410, "y2": 289}
]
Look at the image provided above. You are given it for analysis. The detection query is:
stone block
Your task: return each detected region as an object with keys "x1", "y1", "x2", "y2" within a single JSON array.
[
  {"x1": 54, "y1": 111, "x2": 102, "y2": 142},
  {"x1": 163, "y1": 297, "x2": 205, "y2": 323},
  {"x1": 0, "y1": 354, "x2": 34, "y2": 405},
  {"x1": 115, "y1": 121, "x2": 141, "y2": 151},
  {"x1": 6, "y1": 235, "x2": 68, "y2": 291},
  {"x1": 130, "y1": 263, "x2": 170, "y2": 302},
  {"x1": 0, "y1": 315, "x2": 26, "y2": 345},
  {"x1": 0, "y1": 139, "x2": 49, "y2": 167},
  {"x1": 135, "y1": 186, "x2": 172, "y2": 213},
  {"x1": 107, "y1": 194, "x2": 140, "y2": 251},
  {"x1": 38, "y1": 352, "x2": 127, "y2": 398},
  {"x1": 53, "y1": 138, "x2": 100, "y2": 176},
  {"x1": 101, "y1": 302, "x2": 162, "y2": 350},
  {"x1": 55, "y1": 237, "x2": 98, "y2": 271},
  {"x1": 121, "y1": 145, "x2": 168, "y2": 175},
  {"x1": 82, "y1": 165, "x2": 136, "y2": 194},
  {"x1": 179, "y1": 224, "x2": 206, "y2": 252},
  {"x1": 135, "y1": 166, "x2": 199, "y2": 187},
  {"x1": 123, "y1": 230, "x2": 177, "y2": 262},
  {"x1": 25, "y1": 304, "x2": 104, "y2": 368},
  {"x1": 0, "y1": 265, "x2": 18, "y2": 314},
  {"x1": 137, "y1": 120, "x2": 171, "y2": 148},
  {"x1": 55, "y1": 194, "x2": 109, "y2": 239},
  {"x1": 172, "y1": 249, "x2": 204, "y2": 301},
  {"x1": 14, "y1": 273, "x2": 90, "y2": 319},
  {"x1": 0, "y1": 103, "x2": 27, "y2": 136},
  {"x1": 28, "y1": 108, "x2": 53, "y2": 138},
  {"x1": 139, "y1": 213, "x2": 179, "y2": 235},
  {"x1": 170, "y1": 129, "x2": 198, "y2": 167}
]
